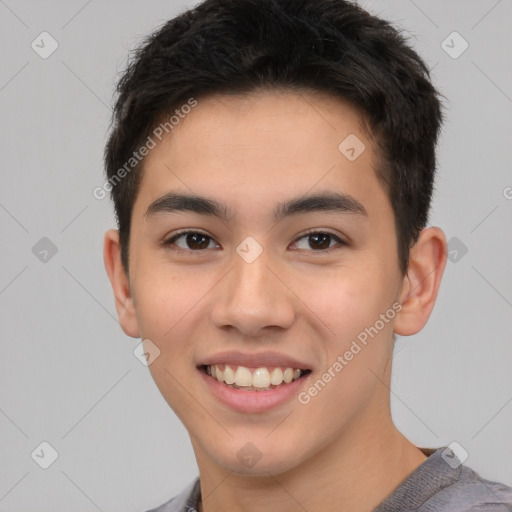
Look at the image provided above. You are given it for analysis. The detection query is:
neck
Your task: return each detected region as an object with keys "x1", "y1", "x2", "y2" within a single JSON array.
[{"x1": 194, "y1": 406, "x2": 426, "y2": 512}]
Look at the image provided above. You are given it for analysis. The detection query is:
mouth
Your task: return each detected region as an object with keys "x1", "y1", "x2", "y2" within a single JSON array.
[
  {"x1": 200, "y1": 364, "x2": 312, "y2": 391},
  {"x1": 197, "y1": 351, "x2": 314, "y2": 412}
]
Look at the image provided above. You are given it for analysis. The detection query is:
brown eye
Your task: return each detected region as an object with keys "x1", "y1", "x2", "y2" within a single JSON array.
[
  {"x1": 308, "y1": 233, "x2": 332, "y2": 250},
  {"x1": 293, "y1": 231, "x2": 346, "y2": 251},
  {"x1": 165, "y1": 231, "x2": 217, "y2": 251}
]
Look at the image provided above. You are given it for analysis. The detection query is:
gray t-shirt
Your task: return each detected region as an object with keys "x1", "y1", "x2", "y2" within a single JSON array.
[{"x1": 146, "y1": 447, "x2": 512, "y2": 511}]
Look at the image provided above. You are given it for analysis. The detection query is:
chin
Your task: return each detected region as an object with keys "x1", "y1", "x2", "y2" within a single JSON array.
[{"x1": 201, "y1": 436, "x2": 310, "y2": 477}]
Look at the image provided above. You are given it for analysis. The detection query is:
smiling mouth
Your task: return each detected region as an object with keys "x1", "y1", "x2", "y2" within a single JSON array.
[{"x1": 200, "y1": 364, "x2": 311, "y2": 391}]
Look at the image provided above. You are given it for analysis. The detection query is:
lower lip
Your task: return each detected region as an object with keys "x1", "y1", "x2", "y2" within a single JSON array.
[{"x1": 198, "y1": 368, "x2": 311, "y2": 413}]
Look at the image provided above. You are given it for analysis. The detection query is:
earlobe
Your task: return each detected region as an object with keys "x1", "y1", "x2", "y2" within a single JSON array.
[
  {"x1": 394, "y1": 227, "x2": 447, "y2": 336},
  {"x1": 103, "y1": 229, "x2": 140, "y2": 338}
]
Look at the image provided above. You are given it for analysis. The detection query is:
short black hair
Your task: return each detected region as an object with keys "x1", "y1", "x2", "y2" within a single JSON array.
[{"x1": 104, "y1": 0, "x2": 443, "y2": 274}]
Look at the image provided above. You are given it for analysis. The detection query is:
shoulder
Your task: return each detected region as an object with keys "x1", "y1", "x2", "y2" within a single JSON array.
[
  {"x1": 144, "y1": 477, "x2": 200, "y2": 512},
  {"x1": 431, "y1": 463, "x2": 512, "y2": 511},
  {"x1": 375, "y1": 447, "x2": 512, "y2": 511}
]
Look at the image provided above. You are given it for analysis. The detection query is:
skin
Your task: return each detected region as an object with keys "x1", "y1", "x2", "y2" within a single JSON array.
[{"x1": 104, "y1": 90, "x2": 447, "y2": 512}]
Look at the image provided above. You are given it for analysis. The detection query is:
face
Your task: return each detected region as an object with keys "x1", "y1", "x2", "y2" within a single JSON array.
[{"x1": 121, "y1": 91, "x2": 408, "y2": 475}]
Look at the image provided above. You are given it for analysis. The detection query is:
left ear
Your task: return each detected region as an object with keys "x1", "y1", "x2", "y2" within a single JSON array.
[{"x1": 394, "y1": 227, "x2": 447, "y2": 336}]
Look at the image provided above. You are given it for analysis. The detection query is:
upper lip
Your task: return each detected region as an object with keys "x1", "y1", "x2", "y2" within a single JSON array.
[{"x1": 198, "y1": 351, "x2": 312, "y2": 370}]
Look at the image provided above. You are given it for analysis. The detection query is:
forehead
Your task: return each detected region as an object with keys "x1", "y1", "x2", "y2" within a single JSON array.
[{"x1": 134, "y1": 90, "x2": 389, "y2": 222}]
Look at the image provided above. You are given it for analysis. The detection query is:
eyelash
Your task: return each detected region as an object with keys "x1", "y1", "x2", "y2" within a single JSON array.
[{"x1": 162, "y1": 229, "x2": 348, "y2": 254}]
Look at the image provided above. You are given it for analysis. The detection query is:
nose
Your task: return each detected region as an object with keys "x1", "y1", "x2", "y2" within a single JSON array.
[{"x1": 210, "y1": 247, "x2": 296, "y2": 337}]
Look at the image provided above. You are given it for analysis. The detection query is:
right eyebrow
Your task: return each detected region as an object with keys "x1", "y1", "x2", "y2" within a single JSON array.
[{"x1": 145, "y1": 193, "x2": 235, "y2": 221}]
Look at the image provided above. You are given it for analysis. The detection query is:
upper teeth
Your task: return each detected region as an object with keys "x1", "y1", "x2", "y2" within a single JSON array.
[{"x1": 206, "y1": 364, "x2": 303, "y2": 388}]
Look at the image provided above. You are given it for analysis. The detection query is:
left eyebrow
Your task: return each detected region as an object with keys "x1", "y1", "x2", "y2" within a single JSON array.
[
  {"x1": 145, "y1": 190, "x2": 368, "y2": 222},
  {"x1": 273, "y1": 191, "x2": 367, "y2": 222}
]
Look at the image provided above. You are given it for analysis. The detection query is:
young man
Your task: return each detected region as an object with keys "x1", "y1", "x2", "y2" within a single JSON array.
[{"x1": 103, "y1": 0, "x2": 512, "y2": 510}]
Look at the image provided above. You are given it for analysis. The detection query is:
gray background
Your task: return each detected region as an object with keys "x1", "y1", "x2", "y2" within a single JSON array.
[{"x1": 0, "y1": 0, "x2": 511, "y2": 510}]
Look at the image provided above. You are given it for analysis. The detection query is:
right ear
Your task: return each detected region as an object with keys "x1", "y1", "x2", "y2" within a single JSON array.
[{"x1": 103, "y1": 229, "x2": 140, "y2": 338}]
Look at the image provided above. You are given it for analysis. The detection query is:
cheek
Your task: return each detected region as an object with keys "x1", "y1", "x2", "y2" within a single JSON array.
[
  {"x1": 134, "y1": 280, "x2": 175, "y2": 339},
  {"x1": 133, "y1": 271, "x2": 202, "y2": 417},
  {"x1": 297, "y1": 276, "x2": 395, "y2": 429},
  {"x1": 132, "y1": 271, "x2": 192, "y2": 360},
  {"x1": 299, "y1": 263, "x2": 397, "y2": 399},
  {"x1": 297, "y1": 262, "x2": 394, "y2": 339},
  {"x1": 131, "y1": 265, "x2": 216, "y2": 386}
]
